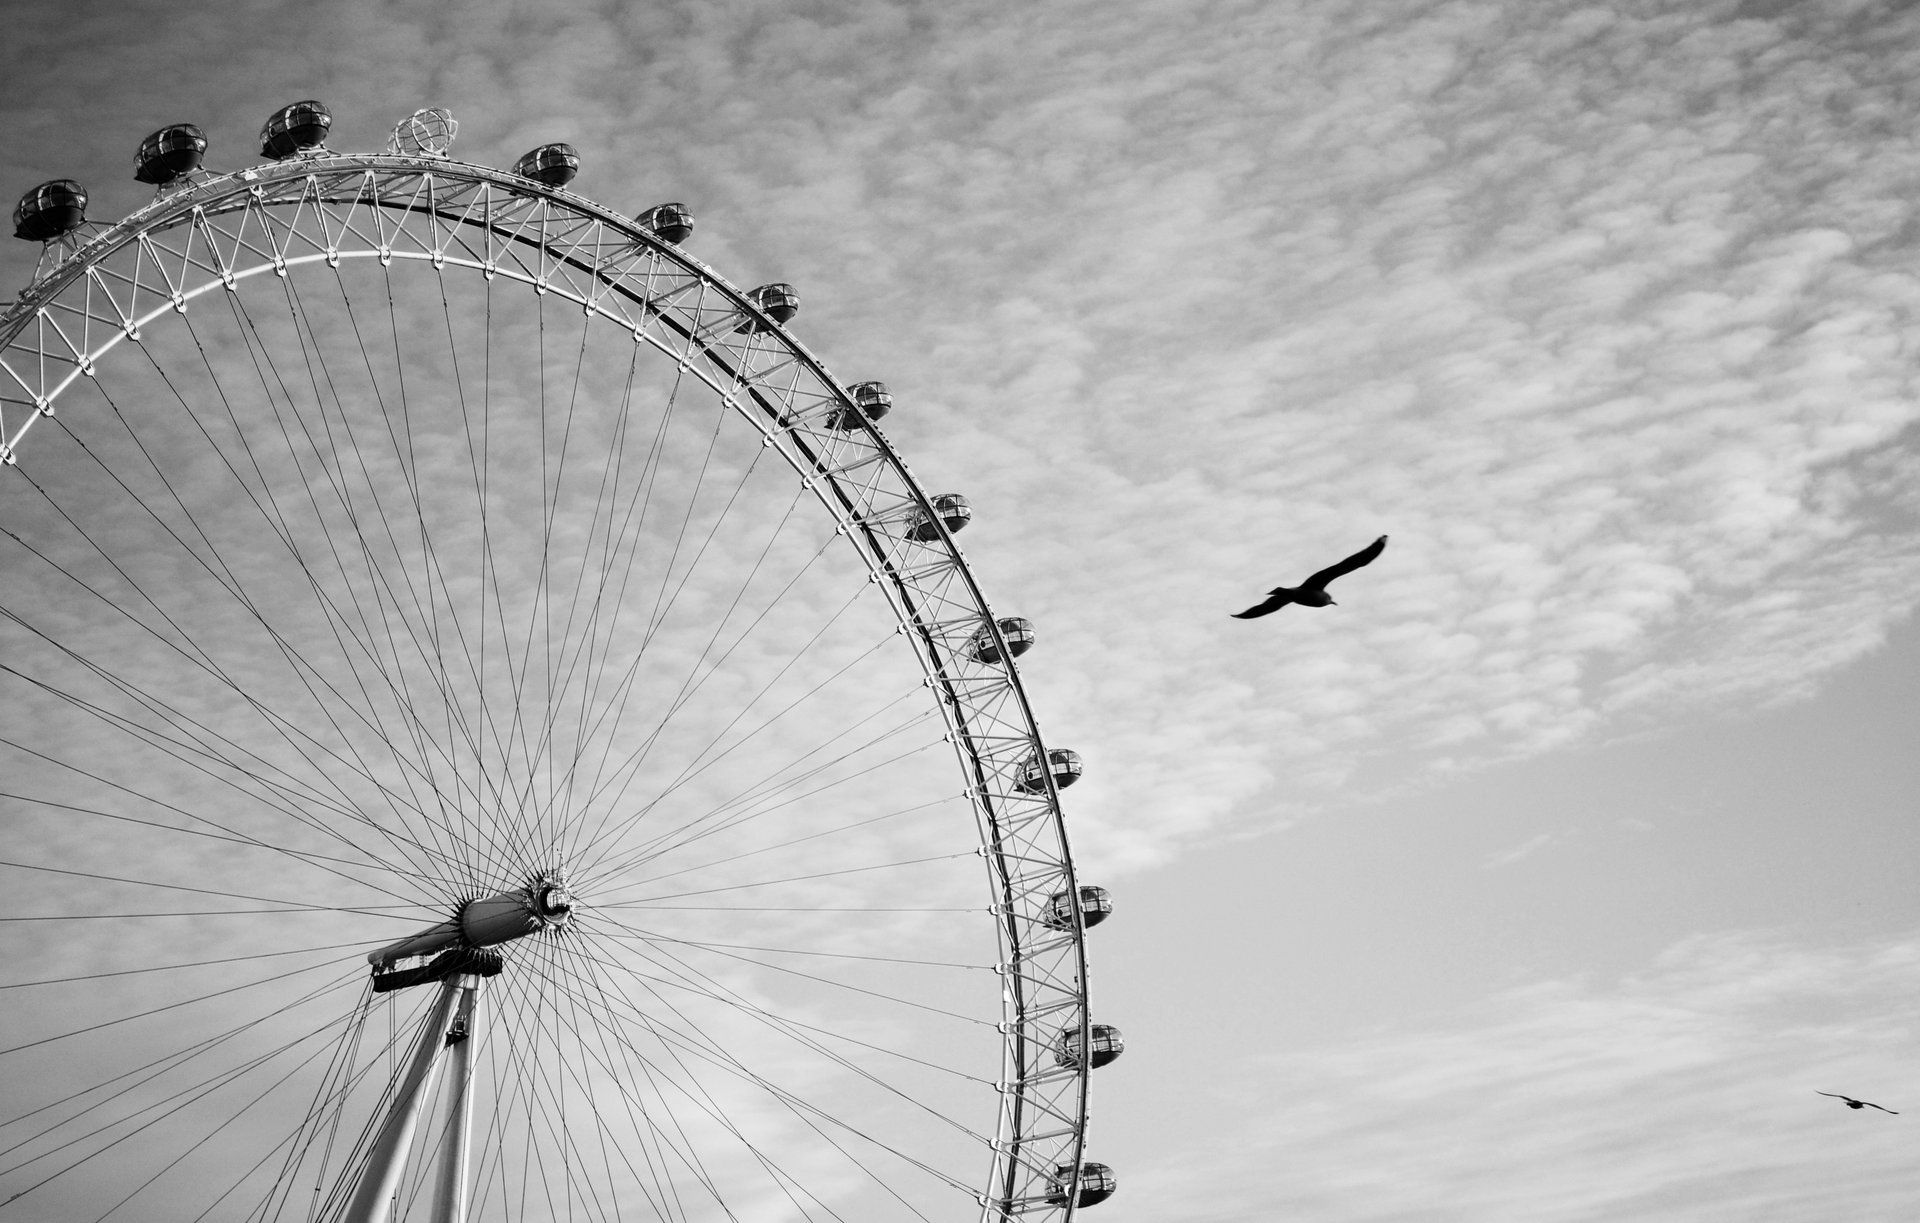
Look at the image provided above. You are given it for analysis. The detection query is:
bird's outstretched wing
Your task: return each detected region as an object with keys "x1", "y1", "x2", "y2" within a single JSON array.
[
  {"x1": 1818, "y1": 1091, "x2": 1897, "y2": 1113},
  {"x1": 1232, "y1": 589, "x2": 1295, "y2": 619},
  {"x1": 1302, "y1": 535, "x2": 1387, "y2": 592}
]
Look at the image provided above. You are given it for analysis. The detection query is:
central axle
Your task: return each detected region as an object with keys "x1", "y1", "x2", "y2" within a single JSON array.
[{"x1": 369, "y1": 873, "x2": 573, "y2": 990}]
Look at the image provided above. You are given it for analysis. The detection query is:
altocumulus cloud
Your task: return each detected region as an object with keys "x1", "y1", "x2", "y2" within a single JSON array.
[
  {"x1": 1122, "y1": 929, "x2": 1920, "y2": 1222},
  {"x1": 1, "y1": 0, "x2": 1918, "y2": 871}
]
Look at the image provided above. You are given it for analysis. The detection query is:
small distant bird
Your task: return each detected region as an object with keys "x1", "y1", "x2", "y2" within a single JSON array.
[
  {"x1": 1818, "y1": 1092, "x2": 1898, "y2": 1114},
  {"x1": 1232, "y1": 535, "x2": 1388, "y2": 619}
]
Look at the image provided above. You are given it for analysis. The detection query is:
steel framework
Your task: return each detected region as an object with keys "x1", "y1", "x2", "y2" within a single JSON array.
[{"x1": 0, "y1": 146, "x2": 1104, "y2": 1218}]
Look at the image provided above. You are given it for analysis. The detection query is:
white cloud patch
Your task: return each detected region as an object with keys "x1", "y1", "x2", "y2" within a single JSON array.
[
  {"x1": 0, "y1": 0, "x2": 1916, "y2": 863},
  {"x1": 1119, "y1": 929, "x2": 1920, "y2": 1221}
]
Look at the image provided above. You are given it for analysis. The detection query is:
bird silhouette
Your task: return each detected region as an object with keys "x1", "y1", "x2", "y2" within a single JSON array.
[
  {"x1": 1232, "y1": 535, "x2": 1388, "y2": 619},
  {"x1": 1818, "y1": 1092, "x2": 1898, "y2": 1114}
]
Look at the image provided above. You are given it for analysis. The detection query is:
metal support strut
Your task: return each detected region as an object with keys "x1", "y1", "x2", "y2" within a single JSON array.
[
  {"x1": 345, "y1": 874, "x2": 569, "y2": 1223},
  {"x1": 344, "y1": 976, "x2": 482, "y2": 1223}
]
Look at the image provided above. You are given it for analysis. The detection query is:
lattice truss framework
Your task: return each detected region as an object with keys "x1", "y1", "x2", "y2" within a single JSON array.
[{"x1": 0, "y1": 155, "x2": 1097, "y2": 1219}]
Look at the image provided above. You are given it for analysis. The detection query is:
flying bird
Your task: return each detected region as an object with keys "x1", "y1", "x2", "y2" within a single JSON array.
[
  {"x1": 1233, "y1": 535, "x2": 1388, "y2": 619},
  {"x1": 1817, "y1": 1092, "x2": 1898, "y2": 1114}
]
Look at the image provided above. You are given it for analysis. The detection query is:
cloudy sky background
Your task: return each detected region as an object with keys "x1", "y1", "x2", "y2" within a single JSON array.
[{"x1": 2, "y1": 0, "x2": 1918, "y2": 1218}]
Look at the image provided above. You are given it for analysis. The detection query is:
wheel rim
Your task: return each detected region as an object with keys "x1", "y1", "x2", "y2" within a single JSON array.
[{"x1": 0, "y1": 155, "x2": 1096, "y2": 1220}]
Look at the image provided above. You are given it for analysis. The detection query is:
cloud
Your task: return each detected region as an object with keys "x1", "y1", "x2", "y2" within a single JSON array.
[
  {"x1": 1119, "y1": 929, "x2": 1920, "y2": 1221},
  {"x1": 4, "y1": 0, "x2": 1918, "y2": 876}
]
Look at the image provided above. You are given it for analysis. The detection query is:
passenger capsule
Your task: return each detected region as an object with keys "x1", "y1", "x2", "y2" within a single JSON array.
[
  {"x1": 736, "y1": 282, "x2": 799, "y2": 333},
  {"x1": 1015, "y1": 747, "x2": 1082, "y2": 794},
  {"x1": 965, "y1": 617, "x2": 1034, "y2": 665},
  {"x1": 1042, "y1": 884, "x2": 1112, "y2": 931},
  {"x1": 1047, "y1": 1162, "x2": 1117, "y2": 1209},
  {"x1": 828, "y1": 381, "x2": 893, "y2": 431},
  {"x1": 1054, "y1": 1023, "x2": 1126, "y2": 1069},
  {"x1": 134, "y1": 124, "x2": 207, "y2": 185},
  {"x1": 513, "y1": 143, "x2": 579, "y2": 187},
  {"x1": 638, "y1": 202, "x2": 693, "y2": 244},
  {"x1": 12, "y1": 180, "x2": 87, "y2": 242},
  {"x1": 389, "y1": 107, "x2": 458, "y2": 157},
  {"x1": 903, "y1": 493, "x2": 971, "y2": 542},
  {"x1": 260, "y1": 100, "x2": 332, "y2": 159}
]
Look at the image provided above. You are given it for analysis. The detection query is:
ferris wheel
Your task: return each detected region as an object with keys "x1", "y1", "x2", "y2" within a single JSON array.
[{"x1": 0, "y1": 104, "x2": 1122, "y2": 1221}]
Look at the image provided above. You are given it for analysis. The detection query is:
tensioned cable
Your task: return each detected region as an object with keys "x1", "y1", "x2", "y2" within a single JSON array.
[
  {"x1": 585, "y1": 704, "x2": 943, "y2": 888},
  {"x1": 0, "y1": 970, "x2": 364, "y2": 1201},
  {"x1": 513, "y1": 934, "x2": 806, "y2": 1220},
  {"x1": 0, "y1": 473, "x2": 451, "y2": 883},
  {"x1": 115, "y1": 328, "x2": 479, "y2": 893},
  {"x1": 551, "y1": 929, "x2": 966, "y2": 1214},
  {"x1": 0, "y1": 971, "x2": 364, "y2": 1154},
  {"x1": 572, "y1": 923, "x2": 999, "y2": 1153},
  {"x1": 548, "y1": 932, "x2": 834, "y2": 1222},
  {"x1": 559, "y1": 925, "x2": 995, "y2": 1085},
  {"x1": 584, "y1": 907, "x2": 988, "y2": 1028},
  {"x1": 216, "y1": 279, "x2": 474, "y2": 902},
  {"x1": 264, "y1": 271, "x2": 480, "y2": 898},
  {"x1": 555, "y1": 473, "x2": 838, "y2": 872},
  {"x1": 1, "y1": 938, "x2": 373, "y2": 991},
  {"x1": 569, "y1": 595, "x2": 907, "y2": 882}
]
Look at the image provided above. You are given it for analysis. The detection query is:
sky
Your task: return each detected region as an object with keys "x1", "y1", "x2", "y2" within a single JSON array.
[{"x1": 2, "y1": 0, "x2": 1918, "y2": 1219}]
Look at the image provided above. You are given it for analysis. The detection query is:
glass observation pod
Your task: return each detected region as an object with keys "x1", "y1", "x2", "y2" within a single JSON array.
[
  {"x1": 966, "y1": 616, "x2": 1036, "y2": 666},
  {"x1": 1043, "y1": 884, "x2": 1114, "y2": 930},
  {"x1": 1048, "y1": 1162, "x2": 1118, "y2": 1209},
  {"x1": 11, "y1": 179, "x2": 86, "y2": 241},
  {"x1": 737, "y1": 282, "x2": 800, "y2": 333},
  {"x1": 512, "y1": 142, "x2": 579, "y2": 187},
  {"x1": 904, "y1": 492, "x2": 972, "y2": 541},
  {"x1": 1054, "y1": 1023, "x2": 1126, "y2": 1069},
  {"x1": 0, "y1": 101, "x2": 1117, "y2": 1223},
  {"x1": 828, "y1": 380, "x2": 894, "y2": 431},
  {"x1": 1017, "y1": 746, "x2": 1083, "y2": 794},
  {"x1": 637, "y1": 201, "x2": 694, "y2": 243},
  {"x1": 259, "y1": 99, "x2": 331, "y2": 159},
  {"x1": 134, "y1": 124, "x2": 207, "y2": 185}
]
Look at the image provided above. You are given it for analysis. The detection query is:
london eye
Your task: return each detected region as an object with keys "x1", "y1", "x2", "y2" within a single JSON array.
[{"x1": 0, "y1": 103, "x2": 1120, "y2": 1220}]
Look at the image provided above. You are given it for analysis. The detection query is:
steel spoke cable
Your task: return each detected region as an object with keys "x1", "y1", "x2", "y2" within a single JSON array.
[
  {"x1": 557, "y1": 927, "x2": 963, "y2": 1215},
  {"x1": 0, "y1": 951, "x2": 362, "y2": 1060},
  {"x1": 546, "y1": 337, "x2": 650, "y2": 869},
  {"x1": 592, "y1": 849, "x2": 976, "y2": 910},
  {"x1": 516, "y1": 936, "x2": 774, "y2": 1219},
  {"x1": 246, "y1": 978, "x2": 374, "y2": 1223},
  {"x1": 555, "y1": 467, "x2": 824, "y2": 871},
  {"x1": 0, "y1": 776, "x2": 437, "y2": 910},
  {"x1": 0, "y1": 654, "x2": 453, "y2": 896},
  {"x1": 538, "y1": 349, "x2": 691, "y2": 867},
  {"x1": 569, "y1": 590, "x2": 895, "y2": 880},
  {"x1": 496, "y1": 938, "x2": 670, "y2": 1223},
  {"x1": 604, "y1": 791, "x2": 954, "y2": 895},
  {"x1": 0, "y1": 969, "x2": 363, "y2": 1194},
  {"x1": 575, "y1": 923, "x2": 999, "y2": 1145},
  {"x1": 489, "y1": 332, "x2": 742, "y2": 880},
  {"x1": 586, "y1": 702, "x2": 940, "y2": 887},
  {"x1": 0, "y1": 466, "x2": 462, "y2": 910},
  {"x1": 220, "y1": 286, "x2": 471, "y2": 902},
  {"x1": 583, "y1": 908, "x2": 990, "y2": 1029},
  {"x1": 272, "y1": 272, "x2": 483, "y2": 897},
  {"x1": 538, "y1": 939, "x2": 699, "y2": 1223},
  {"x1": 587, "y1": 733, "x2": 953, "y2": 900},
  {"x1": 0, "y1": 970, "x2": 363, "y2": 1154},
  {"x1": 122, "y1": 326, "x2": 486, "y2": 890},
  {"x1": 331, "y1": 260, "x2": 501, "y2": 891},
  {"x1": 540, "y1": 932, "x2": 829, "y2": 1222},
  {"x1": 1, "y1": 937, "x2": 376, "y2": 991},
  {"x1": 558, "y1": 924, "x2": 995, "y2": 1087}
]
